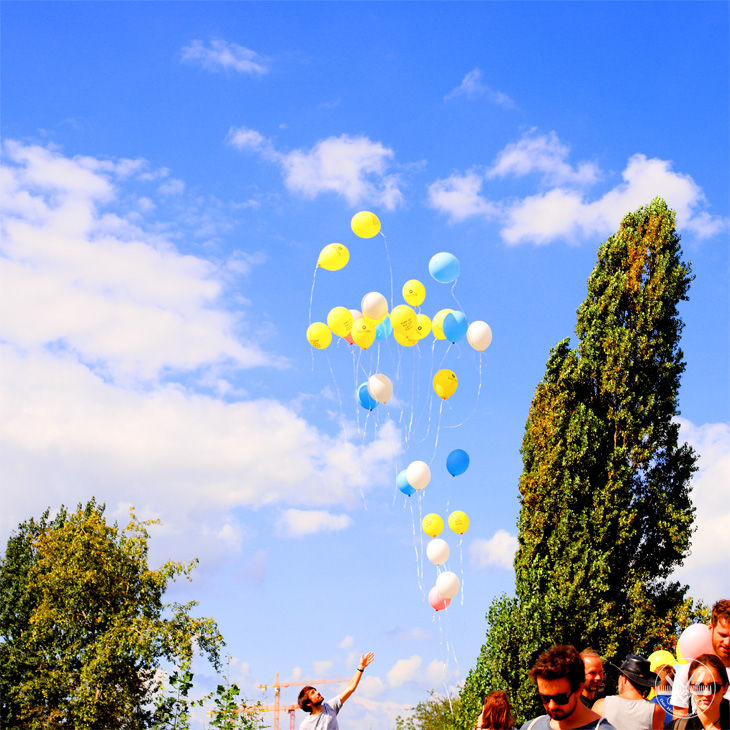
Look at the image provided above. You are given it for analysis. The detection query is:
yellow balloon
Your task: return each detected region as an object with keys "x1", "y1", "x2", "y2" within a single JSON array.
[
  {"x1": 390, "y1": 304, "x2": 417, "y2": 336},
  {"x1": 448, "y1": 510, "x2": 469, "y2": 535},
  {"x1": 327, "y1": 306, "x2": 354, "y2": 338},
  {"x1": 432, "y1": 308, "x2": 454, "y2": 340},
  {"x1": 318, "y1": 243, "x2": 350, "y2": 271},
  {"x1": 307, "y1": 322, "x2": 332, "y2": 349},
  {"x1": 415, "y1": 314, "x2": 432, "y2": 339},
  {"x1": 394, "y1": 329, "x2": 418, "y2": 347},
  {"x1": 648, "y1": 650, "x2": 676, "y2": 672},
  {"x1": 402, "y1": 279, "x2": 426, "y2": 307},
  {"x1": 433, "y1": 369, "x2": 457, "y2": 399},
  {"x1": 423, "y1": 513, "x2": 444, "y2": 538},
  {"x1": 351, "y1": 211, "x2": 381, "y2": 238},
  {"x1": 351, "y1": 317, "x2": 375, "y2": 350}
]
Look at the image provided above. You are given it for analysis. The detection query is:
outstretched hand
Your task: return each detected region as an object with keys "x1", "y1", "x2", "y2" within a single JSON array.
[{"x1": 359, "y1": 652, "x2": 375, "y2": 669}]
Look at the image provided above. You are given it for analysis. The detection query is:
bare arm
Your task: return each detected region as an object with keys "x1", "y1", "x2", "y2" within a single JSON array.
[
  {"x1": 340, "y1": 652, "x2": 375, "y2": 705},
  {"x1": 672, "y1": 707, "x2": 688, "y2": 718},
  {"x1": 652, "y1": 702, "x2": 665, "y2": 729}
]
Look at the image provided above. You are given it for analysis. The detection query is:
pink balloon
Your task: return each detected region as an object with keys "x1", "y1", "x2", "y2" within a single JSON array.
[
  {"x1": 428, "y1": 586, "x2": 451, "y2": 612},
  {"x1": 678, "y1": 623, "x2": 713, "y2": 660}
]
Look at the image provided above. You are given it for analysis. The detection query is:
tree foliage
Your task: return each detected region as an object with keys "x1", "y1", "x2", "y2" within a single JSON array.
[
  {"x1": 460, "y1": 199, "x2": 701, "y2": 724},
  {"x1": 394, "y1": 691, "x2": 462, "y2": 730},
  {"x1": 0, "y1": 499, "x2": 224, "y2": 729}
]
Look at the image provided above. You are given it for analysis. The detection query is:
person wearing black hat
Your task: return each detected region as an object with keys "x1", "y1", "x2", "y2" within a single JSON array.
[{"x1": 592, "y1": 655, "x2": 664, "y2": 730}]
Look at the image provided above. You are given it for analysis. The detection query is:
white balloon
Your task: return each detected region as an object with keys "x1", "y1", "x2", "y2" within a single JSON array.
[
  {"x1": 436, "y1": 571, "x2": 460, "y2": 599},
  {"x1": 361, "y1": 292, "x2": 388, "y2": 323},
  {"x1": 406, "y1": 460, "x2": 431, "y2": 491},
  {"x1": 467, "y1": 321, "x2": 492, "y2": 352},
  {"x1": 367, "y1": 373, "x2": 393, "y2": 404},
  {"x1": 426, "y1": 538, "x2": 450, "y2": 566},
  {"x1": 349, "y1": 308, "x2": 363, "y2": 322}
]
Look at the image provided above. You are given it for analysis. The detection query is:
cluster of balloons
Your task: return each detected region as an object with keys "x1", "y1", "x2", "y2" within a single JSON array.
[
  {"x1": 396, "y1": 449, "x2": 471, "y2": 610},
  {"x1": 309, "y1": 211, "x2": 488, "y2": 614},
  {"x1": 422, "y1": 511, "x2": 469, "y2": 610}
]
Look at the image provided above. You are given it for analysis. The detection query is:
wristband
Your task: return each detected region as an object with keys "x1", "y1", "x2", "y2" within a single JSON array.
[{"x1": 357, "y1": 668, "x2": 364, "y2": 672}]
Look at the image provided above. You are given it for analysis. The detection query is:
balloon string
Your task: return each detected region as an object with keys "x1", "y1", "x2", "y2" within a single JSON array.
[
  {"x1": 450, "y1": 278, "x2": 465, "y2": 314},
  {"x1": 309, "y1": 266, "x2": 318, "y2": 324},
  {"x1": 429, "y1": 400, "x2": 444, "y2": 465},
  {"x1": 445, "y1": 354, "x2": 482, "y2": 429},
  {"x1": 410, "y1": 498, "x2": 424, "y2": 595},
  {"x1": 380, "y1": 231, "x2": 394, "y2": 310},
  {"x1": 459, "y1": 537, "x2": 464, "y2": 606}
]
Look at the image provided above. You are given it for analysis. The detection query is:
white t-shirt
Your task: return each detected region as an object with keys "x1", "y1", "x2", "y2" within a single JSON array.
[
  {"x1": 300, "y1": 696, "x2": 343, "y2": 730},
  {"x1": 670, "y1": 662, "x2": 730, "y2": 711}
]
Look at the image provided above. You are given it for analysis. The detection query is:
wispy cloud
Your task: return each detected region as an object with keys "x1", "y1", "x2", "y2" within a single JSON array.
[
  {"x1": 469, "y1": 529, "x2": 518, "y2": 570},
  {"x1": 181, "y1": 39, "x2": 269, "y2": 75},
  {"x1": 277, "y1": 509, "x2": 353, "y2": 537},
  {"x1": 444, "y1": 68, "x2": 514, "y2": 108},
  {"x1": 427, "y1": 130, "x2": 727, "y2": 244},
  {"x1": 228, "y1": 126, "x2": 404, "y2": 210},
  {"x1": 0, "y1": 140, "x2": 398, "y2": 573}
]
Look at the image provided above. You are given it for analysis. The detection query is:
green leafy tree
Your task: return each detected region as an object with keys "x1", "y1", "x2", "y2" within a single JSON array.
[
  {"x1": 394, "y1": 691, "x2": 461, "y2": 730},
  {"x1": 0, "y1": 499, "x2": 224, "y2": 729},
  {"x1": 460, "y1": 199, "x2": 701, "y2": 723}
]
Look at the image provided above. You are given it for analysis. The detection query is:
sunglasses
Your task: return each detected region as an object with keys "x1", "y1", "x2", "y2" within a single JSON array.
[
  {"x1": 537, "y1": 691, "x2": 573, "y2": 705},
  {"x1": 689, "y1": 682, "x2": 725, "y2": 695}
]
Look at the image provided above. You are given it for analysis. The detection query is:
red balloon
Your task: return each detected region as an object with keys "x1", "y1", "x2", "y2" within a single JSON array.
[{"x1": 428, "y1": 586, "x2": 451, "y2": 612}]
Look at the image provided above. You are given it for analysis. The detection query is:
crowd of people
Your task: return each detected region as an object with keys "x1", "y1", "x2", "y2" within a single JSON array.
[{"x1": 474, "y1": 600, "x2": 730, "y2": 730}]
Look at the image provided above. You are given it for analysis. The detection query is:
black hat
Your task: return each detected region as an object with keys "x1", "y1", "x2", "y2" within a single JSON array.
[{"x1": 617, "y1": 655, "x2": 659, "y2": 688}]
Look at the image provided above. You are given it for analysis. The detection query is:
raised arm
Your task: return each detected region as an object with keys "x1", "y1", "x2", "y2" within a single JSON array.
[{"x1": 340, "y1": 652, "x2": 375, "y2": 705}]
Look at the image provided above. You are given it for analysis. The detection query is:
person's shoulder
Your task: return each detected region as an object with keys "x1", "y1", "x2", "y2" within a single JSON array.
[{"x1": 519, "y1": 716, "x2": 548, "y2": 730}]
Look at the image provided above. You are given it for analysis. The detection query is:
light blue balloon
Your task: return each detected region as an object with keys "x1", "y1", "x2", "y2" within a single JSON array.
[
  {"x1": 446, "y1": 449, "x2": 470, "y2": 477},
  {"x1": 397, "y1": 469, "x2": 416, "y2": 496},
  {"x1": 429, "y1": 252, "x2": 460, "y2": 283},
  {"x1": 357, "y1": 382, "x2": 378, "y2": 411},
  {"x1": 442, "y1": 311, "x2": 468, "y2": 343},
  {"x1": 375, "y1": 315, "x2": 393, "y2": 340}
]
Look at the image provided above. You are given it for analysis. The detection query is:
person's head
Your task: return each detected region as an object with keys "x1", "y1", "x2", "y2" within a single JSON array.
[
  {"x1": 616, "y1": 655, "x2": 657, "y2": 699},
  {"x1": 529, "y1": 645, "x2": 585, "y2": 721},
  {"x1": 710, "y1": 599, "x2": 730, "y2": 666},
  {"x1": 688, "y1": 653, "x2": 730, "y2": 719},
  {"x1": 478, "y1": 691, "x2": 514, "y2": 730},
  {"x1": 580, "y1": 649, "x2": 604, "y2": 694},
  {"x1": 297, "y1": 686, "x2": 323, "y2": 713}
]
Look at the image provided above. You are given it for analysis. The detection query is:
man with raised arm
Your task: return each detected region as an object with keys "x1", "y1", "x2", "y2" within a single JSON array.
[{"x1": 298, "y1": 652, "x2": 375, "y2": 730}]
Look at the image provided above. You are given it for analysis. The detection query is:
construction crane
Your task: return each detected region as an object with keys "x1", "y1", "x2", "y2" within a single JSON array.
[{"x1": 256, "y1": 672, "x2": 349, "y2": 730}]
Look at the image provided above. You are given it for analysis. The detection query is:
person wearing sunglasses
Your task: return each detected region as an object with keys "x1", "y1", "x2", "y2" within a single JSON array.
[
  {"x1": 664, "y1": 653, "x2": 729, "y2": 729},
  {"x1": 520, "y1": 645, "x2": 616, "y2": 730}
]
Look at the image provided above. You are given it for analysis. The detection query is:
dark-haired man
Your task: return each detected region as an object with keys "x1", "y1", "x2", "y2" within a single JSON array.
[
  {"x1": 520, "y1": 644, "x2": 616, "y2": 729},
  {"x1": 671, "y1": 600, "x2": 730, "y2": 718},
  {"x1": 297, "y1": 652, "x2": 374, "y2": 730}
]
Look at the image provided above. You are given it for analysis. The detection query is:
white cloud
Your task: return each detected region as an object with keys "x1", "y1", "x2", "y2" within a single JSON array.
[
  {"x1": 314, "y1": 660, "x2": 334, "y2": 677},
  {"x1": 672, "y1": 419, "x2": 730, "y2": 602},
  {"x1": 0, "y1": 140, "x2": 399, "y2": 570},
  {"x1": 444, "y1": 68, "x2": 514, "y2": 108},
  {"x1": 1, "y1": 140, "x2": 275, "y2": 381},
  {"x1": 277, "y1": 509, "x2": 354, "y2": 537},
  {"x1": 387, "y1": 655, "x2": 423, "y2": 687},
  {"x1": 487, "y1": 130, "x2": 600, "y2": 186},
  {"x1": 228, "y1": 128, "x2": 404, "y2": 210},
  {"x1": 428, "y1": 131, "x2": 727, "y2": 244},
  {"x1": 426, "y1": 170, "x2": 499, "y2": 223},
  {"x1": 181, "y1": 39, "x2": 269, "y2": 75},
  {"x1": 339, "y1": 636, "x2": 354, "y2": 649},
  {"x1": 469, "y1": 529, "x2": 518, "y2": 570}
]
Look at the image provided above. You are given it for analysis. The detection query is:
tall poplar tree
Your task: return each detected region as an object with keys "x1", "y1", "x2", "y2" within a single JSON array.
[{"x1": 460, "y1": 199, "x2": 699, "y2": 724}]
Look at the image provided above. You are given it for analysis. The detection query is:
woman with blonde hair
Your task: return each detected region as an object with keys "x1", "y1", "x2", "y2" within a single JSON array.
[{"x1": 476, "y1": 690, "x2": 516, "y2": 730}]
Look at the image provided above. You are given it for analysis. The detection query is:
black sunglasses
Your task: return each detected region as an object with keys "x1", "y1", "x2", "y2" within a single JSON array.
[
  {"x1": 689, "y1": 682, "x2": 725, "y2": 695},
  {"x1": 537, "y1": 690, "x2": 573, "y2": 705}
]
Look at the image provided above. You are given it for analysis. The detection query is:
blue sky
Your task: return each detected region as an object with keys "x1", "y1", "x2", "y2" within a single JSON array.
[{"x1": 1, "y1": 2, "x2": 728, "y2": 727}]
